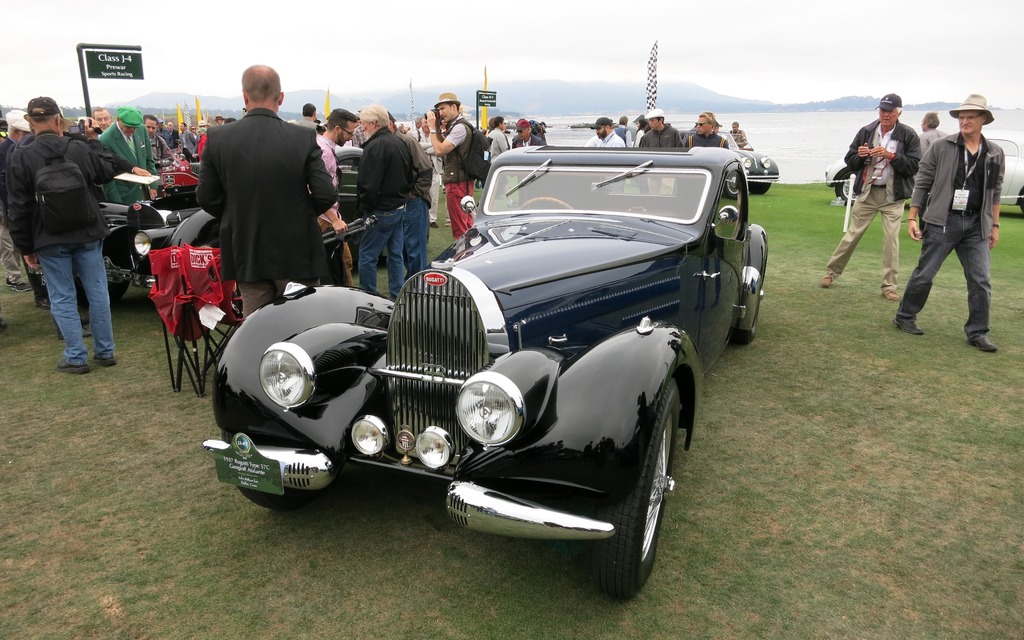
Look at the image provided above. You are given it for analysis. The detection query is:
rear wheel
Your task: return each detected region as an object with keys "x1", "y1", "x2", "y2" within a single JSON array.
[
  {"x1": 591, "y1": 384, "x2": 679, "y2": 599},
  {"x1": 1017, "y1": 186, "x2": 1024, "y2": 213},
  {"x1": 731, "y1": 302, "x2": 759, "y2": 345}
]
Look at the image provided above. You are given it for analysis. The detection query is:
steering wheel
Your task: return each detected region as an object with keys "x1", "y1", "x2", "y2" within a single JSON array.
[{"x1": 521, "y1": 196, "x2": 573, "y2": 210}]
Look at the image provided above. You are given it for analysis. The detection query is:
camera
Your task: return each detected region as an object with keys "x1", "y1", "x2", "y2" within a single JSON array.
[{"x1": 431, "y1": 107, "x2": 441, "y2": 122}]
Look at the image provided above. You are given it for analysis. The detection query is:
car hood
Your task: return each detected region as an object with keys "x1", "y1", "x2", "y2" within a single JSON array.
[{"x1": 434, "y1": 215, "x2": 700, "y2": 294}]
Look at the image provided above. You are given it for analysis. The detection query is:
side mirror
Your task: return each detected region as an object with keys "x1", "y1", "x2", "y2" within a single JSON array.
[
  {"x1": 460, "y1": 195, "x2": 477, "y2": 214},
  {"x1": 714, "y1": 205, "x2": 742, "y2": 241}
]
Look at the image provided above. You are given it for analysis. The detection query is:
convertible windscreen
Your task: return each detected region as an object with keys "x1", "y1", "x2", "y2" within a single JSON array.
[{"x1": 483, "y1": 166, "x2": 712, "y2": 223}]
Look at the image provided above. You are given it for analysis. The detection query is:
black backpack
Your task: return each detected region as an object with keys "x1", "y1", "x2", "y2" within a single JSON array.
[
  {"x1": 458, "y1": 121, "x2": 491, "y2": 181},
  {"x1": 32, "y1": 137, "x2": 100, "y2": 234}
]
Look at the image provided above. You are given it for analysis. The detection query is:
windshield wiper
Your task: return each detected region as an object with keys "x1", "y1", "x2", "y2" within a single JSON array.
[
  {"x1": 504, "y1": 159, "x2": 553, "y2": 197},
  {"x1": 594, "y1": 160, "x2": 654, "y2": 189}
]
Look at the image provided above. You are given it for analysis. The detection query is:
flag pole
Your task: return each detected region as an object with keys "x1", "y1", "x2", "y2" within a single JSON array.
[{"x1": 646, "y1": 41, "x2": 658, "y2": 111}]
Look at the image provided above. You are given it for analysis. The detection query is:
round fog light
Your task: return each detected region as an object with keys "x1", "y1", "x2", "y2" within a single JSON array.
[
  {"x1": 416, "y1": 427, "x2": 454, "y2": 469},
  {"x1": 134, "y1": 231, "x2": 152, "y2": 256},
  {"x1": 351, "y1": 416, "x2": 389, "y2": 456}
]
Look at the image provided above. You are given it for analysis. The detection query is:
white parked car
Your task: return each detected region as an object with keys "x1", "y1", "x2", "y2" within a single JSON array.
[{"x1": 824, "y1": 129, "x2": 1024, "y2": 211}]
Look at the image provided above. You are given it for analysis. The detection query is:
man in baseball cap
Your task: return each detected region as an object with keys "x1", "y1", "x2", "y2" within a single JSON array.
[
  {"x1": 821, "y1": 92, "x2": 920, "y2": 301},
  {"x1": 585, "y1": 117, "x2": 625, "y2": 148}
]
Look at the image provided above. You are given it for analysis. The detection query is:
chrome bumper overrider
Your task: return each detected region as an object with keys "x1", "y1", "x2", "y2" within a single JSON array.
[
  {"x1": 446, "y1": 481, "x2": 615, "y2": 540},
  {"x1": 202, "y1": 439, "x2": 336, "y2": 490}
]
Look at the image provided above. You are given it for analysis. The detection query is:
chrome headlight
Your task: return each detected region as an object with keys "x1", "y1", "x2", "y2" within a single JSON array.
[
  {"x1": 761, "y1": 157, "x2": 773, "y2": 169},
  {"x1": 134, "y1": 231, "x2": 152, "y2": 257},
  {"x1": 416, "y1": 427, "x2": 454, "y2": 469},
  {"x1": 351, "y1": 416, "x2": 389, "y2": 455},
  {"x1": 457, "y1": 372, "x2": 525, "y2": 445},
  {"x1": 259, "y1": 342, "x2": 315, "y2": 408},
  {"x1": 741, "y1": 157, "x2": 753, "y2": 169}
]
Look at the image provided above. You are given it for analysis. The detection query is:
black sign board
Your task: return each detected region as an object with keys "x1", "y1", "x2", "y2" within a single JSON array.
[{"x1": 477, "y1": 91, "x2": 497, "y2": 107}]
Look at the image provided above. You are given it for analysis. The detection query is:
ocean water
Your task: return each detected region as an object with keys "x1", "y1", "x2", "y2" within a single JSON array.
[{"x1": 535, "y1": 110, "x2": 1024, "y2": 184}]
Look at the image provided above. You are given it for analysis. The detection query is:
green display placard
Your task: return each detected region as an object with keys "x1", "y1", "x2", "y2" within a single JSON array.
[
  {"x1": 211, "y1": 434, "x2": 284, "y2": 495},
  {"x1": 85, "y1": 51, "x2": 144, "y2": 80}
]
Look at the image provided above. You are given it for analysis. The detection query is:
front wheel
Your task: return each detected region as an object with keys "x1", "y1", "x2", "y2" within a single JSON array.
[
  {"x1": 591, "y1": 384, "x2": 679, "y2": 599},
  {"x1": 107, "y1": 281, "x2": 130, "y2": 303},
  {"x1": 749, "y1": 181, "x2": 772, "y2": 195},
  {"x1": 833, "y1": 169, "x2": 852, "y2": 201}
]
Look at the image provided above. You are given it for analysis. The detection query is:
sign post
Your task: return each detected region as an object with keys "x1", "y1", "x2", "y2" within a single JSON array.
[
  {"x1": 476, "y1": 90, "x2": 496, "y2": 130},
  {"x1": 76, "y1": 43, "x2": 143, "y2": 115}
]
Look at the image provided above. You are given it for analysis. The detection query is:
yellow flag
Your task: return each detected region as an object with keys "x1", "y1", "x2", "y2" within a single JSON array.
[
  {"x1": 176, "y1": 103, "x2": 182, "y2": 127},
  {"x1": 324, "y1": 88, "x2": 331, "y2": 118},
  {"x1": 195, "y1": 96, "x2": 202, "y2": 123},
  {"x1": 480, "y1": 66, "x2": 489, "y2": 131}
]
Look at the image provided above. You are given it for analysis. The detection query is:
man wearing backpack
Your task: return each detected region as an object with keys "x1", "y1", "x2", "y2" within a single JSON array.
[
  {"x1": 425, "y1": 93, "x2": 479, "y2": 240},
  {"x1": 7, "y1": 97, "x2": 117, "y2": 374}
]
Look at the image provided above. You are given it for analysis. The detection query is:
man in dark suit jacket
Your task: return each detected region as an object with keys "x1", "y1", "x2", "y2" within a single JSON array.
[{"x1": 196, "y1": 65, "x2": 337, "y2": 316}]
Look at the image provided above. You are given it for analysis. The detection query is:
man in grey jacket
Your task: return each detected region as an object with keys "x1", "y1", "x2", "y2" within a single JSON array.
[{"x1": 893, "y1": 94, "x2": 1004, "y2": 352}]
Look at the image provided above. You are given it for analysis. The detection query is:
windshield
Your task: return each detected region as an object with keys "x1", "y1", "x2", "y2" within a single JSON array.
[{"x1": 482, "y1": 166, "x2": 713, "y2": 224}]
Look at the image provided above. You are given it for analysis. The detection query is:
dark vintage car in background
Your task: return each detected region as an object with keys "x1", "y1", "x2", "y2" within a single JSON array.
[
  {"x1": 100, "y1": 146, "x2": 363, "y2": 299},
  {"x1": 721, "y1": 133, "x2": 778, "y2": 196},
  {"x1": 201, "y1": 146, "x2": 769, "y2": 598}
]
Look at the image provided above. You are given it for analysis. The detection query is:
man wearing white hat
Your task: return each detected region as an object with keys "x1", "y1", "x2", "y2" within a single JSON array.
[
  {"x1": 893, "y1": 94, "x2": 1004, "y2": 352},
  {"x1": 638, "y1": 108, "x2": 683, "y2": 148}
]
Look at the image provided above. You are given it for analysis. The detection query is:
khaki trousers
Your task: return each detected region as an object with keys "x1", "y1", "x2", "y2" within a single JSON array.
[{"x1": 825, "y1": 184, "x2": 903, "y2": 292}]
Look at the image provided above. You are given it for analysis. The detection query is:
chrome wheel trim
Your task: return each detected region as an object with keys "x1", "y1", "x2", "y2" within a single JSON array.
[{"x1": 642, "y1": 428, "x2": 669, "y2": 559}]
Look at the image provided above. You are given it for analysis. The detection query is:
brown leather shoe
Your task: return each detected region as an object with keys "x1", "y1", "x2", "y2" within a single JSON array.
[
  {"x1": 882, "y1": 289, "x2": 899, "y2": 301},
  {"x1": 820, "y1": 274, "x2": 834, "y2": 288}
]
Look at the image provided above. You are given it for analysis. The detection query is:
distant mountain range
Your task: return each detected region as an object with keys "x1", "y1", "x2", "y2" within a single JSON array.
[{"x1": 5, "y1": 80, "x2": 977, "y2": 122}]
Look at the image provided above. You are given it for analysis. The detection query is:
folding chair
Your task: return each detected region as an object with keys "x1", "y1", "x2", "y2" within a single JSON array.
[{"x1": 149, "y1": 245, "x2": 242, "y2": 396}]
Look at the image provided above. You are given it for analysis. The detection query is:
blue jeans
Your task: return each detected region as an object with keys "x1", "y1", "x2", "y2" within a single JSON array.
[
  {"x1": 37, "y1": 240, "x2": 115, "y2": 364},
  {"x1": 896, "y1": 214, "x2": 991, "y2": 338},
  {"x1": 403, "y1": 197, "x2": 429, "y2": 279},
  {"x1": 358, "y1": 206, "x2": 406, "y2": 299}
]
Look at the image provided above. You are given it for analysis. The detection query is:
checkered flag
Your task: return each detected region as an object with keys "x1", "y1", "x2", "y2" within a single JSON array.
[
  {"x1": 183, "y1": 102, "x2": 193, "y2": 127},
  {"x1": 646, "y1": 41, "x2": 658, "y2": 111}
]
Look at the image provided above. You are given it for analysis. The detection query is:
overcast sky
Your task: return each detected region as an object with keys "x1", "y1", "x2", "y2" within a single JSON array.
[{"x1": 3, "y1": 0, "x2": 1019, "y2": 113}]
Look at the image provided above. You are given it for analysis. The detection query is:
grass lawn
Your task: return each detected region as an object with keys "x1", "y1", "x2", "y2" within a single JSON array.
[{"x1": 1, "y1": 184, "x2": 1021, "y2": 639}]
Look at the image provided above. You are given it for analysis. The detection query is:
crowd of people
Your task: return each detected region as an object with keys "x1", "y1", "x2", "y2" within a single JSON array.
[{"x1": 0, "y1": 72, "x2": 1007, "y2": 370}]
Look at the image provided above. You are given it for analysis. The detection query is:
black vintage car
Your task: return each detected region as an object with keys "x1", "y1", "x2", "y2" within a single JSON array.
[
  {"x1": 201, "y1": 146, "x2": 768, "y2": 599},
  {"x1": 100, "y1": 146, "x2": 363, "y2": 299}
]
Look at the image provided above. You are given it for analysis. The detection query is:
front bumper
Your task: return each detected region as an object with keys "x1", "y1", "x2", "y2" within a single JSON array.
[
  {"x1": 446, "y1": 481, "x2": 615, "y2": 541},
  {"x1": 202, "y1": 439, "x2": 336, "y2": 491}
]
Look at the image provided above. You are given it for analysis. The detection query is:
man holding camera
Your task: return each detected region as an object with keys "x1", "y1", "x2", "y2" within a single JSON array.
[{"x1": 425, "y1": 93, "x2": 475, "y2": 240}]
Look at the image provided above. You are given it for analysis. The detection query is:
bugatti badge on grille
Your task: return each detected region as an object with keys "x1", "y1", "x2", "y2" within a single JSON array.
[{"x1": 423, "y1": 272, "x2": 448, "y2": 287}]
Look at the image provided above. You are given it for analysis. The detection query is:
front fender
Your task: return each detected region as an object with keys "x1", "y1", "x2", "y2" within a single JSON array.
[
  {"x1": 212, "y1": 287, "x2": 393, "y2": 456},
  {"x1": 455, "y1": 323, "x2": 701, "y2": 503}
]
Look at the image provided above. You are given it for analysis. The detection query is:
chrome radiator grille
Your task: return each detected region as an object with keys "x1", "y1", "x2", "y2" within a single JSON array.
[{"x1": 386, "y1": 273, "x2": 493, "y2": 454}]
